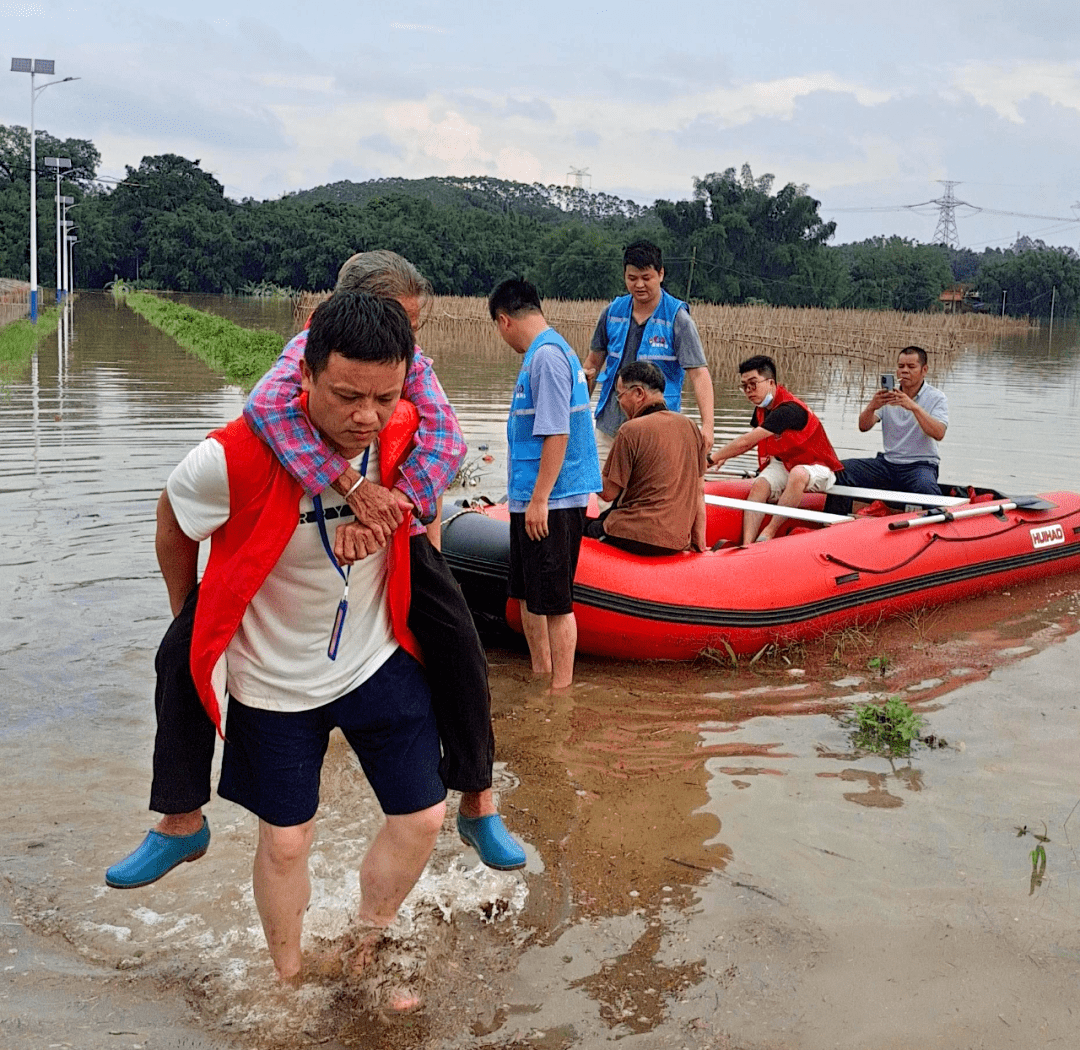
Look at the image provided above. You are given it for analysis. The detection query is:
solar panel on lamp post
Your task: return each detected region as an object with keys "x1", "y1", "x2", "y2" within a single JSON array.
[
  {"x1": 45, "y1": 157, "x2": 71, "y2": 303},
  {"x1": 9, "y1": 58, "x2": 79, "y2": 322}
]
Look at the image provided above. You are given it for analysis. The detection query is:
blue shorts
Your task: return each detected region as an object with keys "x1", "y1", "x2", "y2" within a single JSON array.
[{"x1": 218, "y1": 647, "x2": 446, "y2": 826}]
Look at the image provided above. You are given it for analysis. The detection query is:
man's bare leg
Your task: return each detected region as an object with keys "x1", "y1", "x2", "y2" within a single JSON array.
[
  {"x1": 458, "y1": 788, "x2": 496, "y2": 818},
  {"x1": 547, "y1": 611, "x2": 577, "y2": 690},
  {"x1": 356, "y1": 802, "x2": 446, "y2": 927},
  {"x1": 253, "y1": 818, "x2": 316, "y2": 982},
  {"x1": 742, "y1": 477, "x2": 773, "y2": 545},
  {"x1": 519, "y1": 602, "x2": 553, "y2": 674},
  {"x1": 155, "y1": 809, "x2": 204, "y2": 836},
  {"x1": 758, "y1": 468, "x2": 809, "y2": 542}
]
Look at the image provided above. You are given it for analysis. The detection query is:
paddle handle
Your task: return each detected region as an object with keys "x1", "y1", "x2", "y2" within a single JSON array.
[{"x1": 888, "y1": 502, "x2": 1017, "y2": 530}]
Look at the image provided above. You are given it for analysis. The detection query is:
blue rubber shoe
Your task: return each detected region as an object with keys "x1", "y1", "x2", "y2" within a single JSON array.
[
  {"x1": 105, "y1": 818, "x2": 211, "y2": 889},
  {"x1": 457, "y1": 813, "x2": 526, "y2": 871}
]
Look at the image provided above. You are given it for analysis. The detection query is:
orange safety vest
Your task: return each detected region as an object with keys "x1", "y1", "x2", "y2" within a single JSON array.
[
  {"x1": 755, "y1": 385, "x2": 842, "y2": 473},
  {"x1": 189, "y1": 398, "x2": 421, "y2": 734}
]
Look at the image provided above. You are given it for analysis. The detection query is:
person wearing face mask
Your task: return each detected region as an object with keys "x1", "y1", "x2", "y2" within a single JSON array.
[{"x1": 708, "y1": 355, "x2": 842, "y2": 545}]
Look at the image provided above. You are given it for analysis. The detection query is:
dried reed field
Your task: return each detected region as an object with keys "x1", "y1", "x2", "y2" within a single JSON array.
[
  {"x1": 0, "y1": 279, "x2": 31, "y2": 328},
  {"x1": 293, "y1": 290, "x2": 1033, "y2": 381}
]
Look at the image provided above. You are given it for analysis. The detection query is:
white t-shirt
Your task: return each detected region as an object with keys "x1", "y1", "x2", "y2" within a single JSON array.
[{"x1": 166, "y1": 438, "x2": 397, "y2": 713}]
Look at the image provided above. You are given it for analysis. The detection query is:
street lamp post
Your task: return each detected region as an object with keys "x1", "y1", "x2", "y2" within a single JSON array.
[
  {"x1": 66, "y1": 233, "x2": 78, "y2": 298},
  {"x1": 60, "y1": 198, "x2": 77, "y2": 295},
  {"x1": 9, "y1": 58, "x2": 79, "y2": 323},
  {"x1": 45, "y1": 157, "x2": 71, "y2": 303},
  {"x1": 60, "y1": 220, "x2": 75, "y2": 296}
]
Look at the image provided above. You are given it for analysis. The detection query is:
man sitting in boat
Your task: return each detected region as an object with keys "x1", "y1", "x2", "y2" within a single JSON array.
[
  {"x1": 708, "y1": 354, "x2": 843, "y2": 544},
  {"x1": 585, "y1": 361, "x2": 707, "y2": 555},
  {"x1": 828, "y1": 346, "x2": 948, "y2": 513}
]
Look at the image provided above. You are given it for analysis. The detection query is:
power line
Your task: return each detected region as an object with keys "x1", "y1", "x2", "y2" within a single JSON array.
[{"x1": 828, "y1": 183, "x2": 1080, "y2": 246}]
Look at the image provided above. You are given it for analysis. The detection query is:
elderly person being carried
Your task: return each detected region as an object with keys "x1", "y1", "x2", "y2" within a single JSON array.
[
  {"x1": 586, "y1": 361, "x2": 708, "y2": 556},
  {"x1": 708, "y1": 354, "x2": 842, "y2": 545}
]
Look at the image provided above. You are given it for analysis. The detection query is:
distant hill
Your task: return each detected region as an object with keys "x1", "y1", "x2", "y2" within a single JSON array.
[{"x1": 287, "y1": 175, "x2": 655, "y2": 226}]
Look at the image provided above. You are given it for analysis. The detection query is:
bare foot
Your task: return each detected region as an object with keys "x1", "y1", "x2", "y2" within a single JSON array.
[
  {"x1": 340, "y1": 923, "x2": 387, "y2": 981},
  {"x1": 381, "y1": 985, "x2": 422, "y2": 1015}
]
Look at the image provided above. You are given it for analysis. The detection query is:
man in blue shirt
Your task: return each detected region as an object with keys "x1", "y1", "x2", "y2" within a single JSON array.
[
  {"x1": 490, "y1": 278, "x2": 601, "y2": 689},
  {"x1": 583, "y1": 240, "x2": 714, "y2": 464},
  {"x1": 831, "y1": 346, "x2": 949, "y2": 512}
]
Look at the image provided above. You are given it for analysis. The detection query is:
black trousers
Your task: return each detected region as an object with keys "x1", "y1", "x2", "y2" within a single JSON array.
[{"x1": 148, "y1": 535, "x2": 495, "y2": 814}]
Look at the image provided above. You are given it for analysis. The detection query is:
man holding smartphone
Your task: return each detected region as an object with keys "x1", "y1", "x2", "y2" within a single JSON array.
[{"x1": 831, "y1": 345, "x2": 949, "y2": 509}]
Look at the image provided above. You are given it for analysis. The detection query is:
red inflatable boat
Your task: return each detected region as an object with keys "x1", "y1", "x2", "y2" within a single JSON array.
[{"x1": 441, "y1": 479, "x2": 1080, "y2": 660}]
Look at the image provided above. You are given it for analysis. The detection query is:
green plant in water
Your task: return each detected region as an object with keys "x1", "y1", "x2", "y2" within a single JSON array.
[
  {"x1": 0, "y1": 307, "x2": 62, "y2": 384},
  {"x1": 867, "y1": 654, "x2": 890, "y2": 676},
  {"x1": 120, "y1": 291, "x2": 286, "y2": 390},
  {"x1": 851, "y1": 696, "x2": 925, "y2": 756}
]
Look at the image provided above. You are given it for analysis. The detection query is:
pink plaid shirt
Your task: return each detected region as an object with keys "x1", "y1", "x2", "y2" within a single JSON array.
[{"x1": 243, "y1": 330, "x2": 467, "y2": 535}]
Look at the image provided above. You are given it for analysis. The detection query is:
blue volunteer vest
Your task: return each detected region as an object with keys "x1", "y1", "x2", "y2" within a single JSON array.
[
  {"x1": 507, "y1": 329, "x2": 602, "y2": 504},
  {"x1": 595, "y1": 289, "x2": 689, "y2": 417}
]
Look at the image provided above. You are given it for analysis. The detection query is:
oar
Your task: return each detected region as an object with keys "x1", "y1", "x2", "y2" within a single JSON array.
[
  {"x1": 887, "y1": 497, "x2": 1055, "y2": 530},
  {"x1": 704, "y1": 493, "x2": 852, "y2": 526},
  {"x1": 827, "y1": 484, "x2": 966, "y2": 508}
]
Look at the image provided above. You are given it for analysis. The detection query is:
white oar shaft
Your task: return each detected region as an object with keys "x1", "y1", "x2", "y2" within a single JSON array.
[
  {"x1": 827, "y1": 484, "x2": 966, "y2": 508},
  {"x1": 704, "y1": 493, "x2": 852, "y2": 525},
  {"x1": 888, "y1": 502, "x2": 1017, "y2": 530}
]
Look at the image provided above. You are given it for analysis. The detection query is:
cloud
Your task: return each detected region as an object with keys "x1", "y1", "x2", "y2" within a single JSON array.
[
  {"x1": 358, "y1": 133, "x2": 404, "y2": 160},
  {"x1": 953, "y1": 60, "x2": 1080, "y2": 122},
  {"x1": 389, "y1": 22, "x2": 447, "y2": 34},
  {"x1": 504, "y1": 97, "x2": 555, "y2": 122}
]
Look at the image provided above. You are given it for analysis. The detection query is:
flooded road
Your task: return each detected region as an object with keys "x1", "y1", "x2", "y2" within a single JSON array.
[{"x1": 1, "y1": 293, "x2": 1079, "y2": 1049}]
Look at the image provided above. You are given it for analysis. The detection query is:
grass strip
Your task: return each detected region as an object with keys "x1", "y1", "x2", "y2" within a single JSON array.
[
  {"x1": 120, "y1": 290, "x2": 285, "y2": 390},
  {"x1": 0, "y1": 307, "x2": 62, "y2": 382}
]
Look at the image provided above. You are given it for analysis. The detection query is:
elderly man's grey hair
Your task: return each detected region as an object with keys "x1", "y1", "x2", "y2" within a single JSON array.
[{"x1": 335, "y1": 250, "x2": 433, "y2": 309}]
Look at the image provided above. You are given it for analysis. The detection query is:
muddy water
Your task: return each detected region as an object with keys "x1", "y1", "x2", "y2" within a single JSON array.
[{"x1": 1, "y1": 294, "x2": 1080, "y2": 1049}]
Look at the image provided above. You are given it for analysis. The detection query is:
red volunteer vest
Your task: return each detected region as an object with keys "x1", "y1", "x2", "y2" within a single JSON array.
[
  {"x1": 755, "y1": 385, "x2": 842, "y2": 473},
  {"x1": 189, "y1": 399, "x2": 421, "y2": 734}
]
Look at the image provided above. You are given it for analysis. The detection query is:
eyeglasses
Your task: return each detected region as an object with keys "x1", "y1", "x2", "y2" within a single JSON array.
[
  {"x1": 616, "y1": 385, "x2": 645, "y2": 401},
  {"x1": 739, "y1": 378, "x2": 766, "y2": 392}
]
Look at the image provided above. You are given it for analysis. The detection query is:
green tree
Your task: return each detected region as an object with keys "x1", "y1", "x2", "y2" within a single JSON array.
[
  {"x1": 0, "y1": 123, "x2": 100, "y2": 281},
  {"x1": 834, "y1": 237, "x2": 954, "y2": 312},
  {"x1": 532, "y1": 224, "x2": 624, "y2": 300},
  {"x1": 977, "y1": 248, "x2": 1080, "y2": 319},
  {"x1": 655, "y1": 164, "x2": 839, "y2": 306}
]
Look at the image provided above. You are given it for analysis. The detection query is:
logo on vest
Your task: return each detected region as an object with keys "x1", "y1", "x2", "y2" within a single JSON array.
[
  {"x1": 1029, "y1": 524, "x2": 1065, "y2": 550},
  {"x1": 647, "y1": 335, "x2": 669, "y2": 348}
]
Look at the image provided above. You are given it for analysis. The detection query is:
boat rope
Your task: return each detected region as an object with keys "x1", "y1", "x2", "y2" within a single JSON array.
[
  {"x1": 823, "y1": 507, "x2": 1079, "y2": 575},
  {"x1": 825, "y1": 535, "x2": 941, "y2": 575}
]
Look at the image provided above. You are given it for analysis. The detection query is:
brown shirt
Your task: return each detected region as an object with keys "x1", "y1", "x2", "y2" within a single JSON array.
[{"x1": 602, "y1": 407, "x2": 707, "y2": 551}]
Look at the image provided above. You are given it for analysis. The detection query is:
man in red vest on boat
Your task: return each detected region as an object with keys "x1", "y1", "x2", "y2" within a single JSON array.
[
  {"x1": 708, "y1": 354, "x2": 842, "y2": 544},
  {"x1": 148, "y1": 291, "x2": 446, "y2": 999}
]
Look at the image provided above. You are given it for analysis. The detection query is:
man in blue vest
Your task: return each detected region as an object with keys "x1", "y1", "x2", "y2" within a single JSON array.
[
  {"x1": 490, "y1": 277, "x2": 602, "y2": 690},
  {"x1": 583, "y1": 240, "x2": 714, "y2": 463}
]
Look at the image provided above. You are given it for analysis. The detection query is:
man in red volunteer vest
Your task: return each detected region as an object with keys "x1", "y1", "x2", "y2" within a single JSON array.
[
  {"x1": 154, "y1": 291, "x2": 444, "y2": 1002},
  {"x1": 708, "y1": 354, "x2": 842, "y2": 545}
]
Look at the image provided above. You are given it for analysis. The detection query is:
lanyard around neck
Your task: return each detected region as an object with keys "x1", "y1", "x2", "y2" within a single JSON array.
[
  {"x1": 312, "y1": 446, "x2": 369, "y2": 581},
  {"x1": 312, "y1": 446, "x2": 369, "y2": 661}
]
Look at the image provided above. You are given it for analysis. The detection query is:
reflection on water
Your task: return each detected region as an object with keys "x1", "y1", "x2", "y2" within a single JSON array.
[{"x1": 3, "y1": 294, "x2": 1076, "y2": 689}]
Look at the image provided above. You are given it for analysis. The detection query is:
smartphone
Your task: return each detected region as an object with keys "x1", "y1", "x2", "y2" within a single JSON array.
[{"x1": 880, "y1": 374, "x2": 895, "y2": 391}]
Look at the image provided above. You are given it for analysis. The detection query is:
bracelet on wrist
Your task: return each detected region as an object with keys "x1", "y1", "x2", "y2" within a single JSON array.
[{"x1": 345, "y1": 475, "x2": 365, "y2": 498}]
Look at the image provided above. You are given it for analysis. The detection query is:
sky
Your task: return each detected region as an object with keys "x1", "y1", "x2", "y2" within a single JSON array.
[{"x1": 4, "y1": 0, "x2": 1080, "y2": 251}]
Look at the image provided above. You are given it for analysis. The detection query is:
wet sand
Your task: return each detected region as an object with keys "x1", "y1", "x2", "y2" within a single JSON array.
[{"x1": 4, "y1": 579, "x2": 1080, "y2": 1049}]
